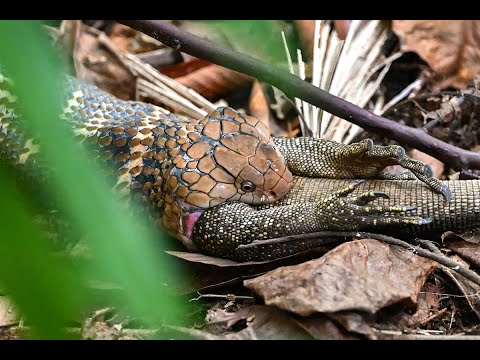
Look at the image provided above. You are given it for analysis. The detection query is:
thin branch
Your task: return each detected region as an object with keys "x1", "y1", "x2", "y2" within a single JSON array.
[
  {"x1": 117, "y1": 20, "x2": 480, "y2": 171},
  {"x1": 416, "y1": 238, "x2": 480, "y2": 288},
  {"x1": 235, "y1": 231, "x2": 348, "y2": 249},
  {"x1": 236, "y1": 231, "x2": 480, "y2": 287}
]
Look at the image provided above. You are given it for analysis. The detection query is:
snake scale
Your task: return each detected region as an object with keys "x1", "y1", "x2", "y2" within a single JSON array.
[{"x1": 1, "y1": 74, "x2": 479, "y2": 261}]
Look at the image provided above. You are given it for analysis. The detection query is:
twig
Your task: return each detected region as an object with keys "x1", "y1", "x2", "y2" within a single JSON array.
[
  {"x1": 236, "y1": 231, "x2": 480, "y2": 287},
  {"x1": 416, "y1": 238, "x2": 480, "y2": 287},
  {"x1": 117, "y1": 20, "x2": 480, "y2": 171},
  {"x1": 416, "y1": 239, "x2": 444, "y2": 255},
  {"x1": 189, "y1": 292, "x2": 254, "y2": 302},
  {"x1": 235, "y1": 231, "x2": 349, "y2": 249},
  {"x1": 419, "y1": 307, "x2": 448, "y2": 326},
  {"x1": 380, "y1": 78, "x2": 422, "y2": 114},
  {"x1": 378, "y1": 235, "x2": 480, "y2": 287}
]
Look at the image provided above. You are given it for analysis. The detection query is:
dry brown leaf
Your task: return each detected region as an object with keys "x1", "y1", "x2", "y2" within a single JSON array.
[
  {"x1": 249, "y1": 81, "x2": 299, "y2": 137},
  {"x1": 168, "y1": 325, "x2": 252, "y2": 339},
  {"x1": 248, "y1": 80, "x2": 271, "y2": 129},
  {"x1": 165, "y1": 250, "x2": 270, "y2": 267},
  {"x1": 293, "y1": 20, "x2": 316, "y2": 59},
  {"x1": 165, "y1": 248, "x2": 330, "y2": 294},
  {"x1": 72, "y1": 23, "x2": 135, "y2": 100},
  {"x1": 108, "y1": 23, "x2": 162, "y2": 54},
  {"x1": 392, "y1": 20, "x2": 480, "y2": 89},
  {"x1": 166, "y1": 246, "x2": 330, "y2": 268},
  {"x1": 294, "y1": 314, "x2": 359, "y2": 339},
  {"x1": 163, "y1": 252, "x2": 257, "y2": 294},
  {"x1": 165, "y1": 251, "x2": 280, "y2": 295},
  {"x1": 248, "y1": 81, "x2": 292, "y2": 138},
  {"x1": 408, "y1": 149, "x2": 445, "y2": 179},
  {"x1": 436, "y1": 255, "x2": 480, "y2": 320},
  {"x1": 159, "y1": 57, "x2": 211, "y2": 79},
  {"x1": 405, "y1": 282, "x2": 442, "y2": 327},
  {"x1": 444, "y1": 237, "x2": 480, "y2": 268},
  {"x1": 326, "y1": 311, "x2": 376, "y2": 339},
  {"x1": 135, "y1": 48, "x2": 180, "y2": 68},
  {"x1": 0, "y1": 296, "x2": 18, "y2": 327},
  {"x1": 205, "y1": 305, "x2": 313, "y2": 340},
  {"x1": 174, "y1": 64, "x2": 252, "y2": 101},
  {"x1": 244, "y1": 239, "x2": 437, "y2": 316},
  {"x1": 334, "y1": 20, "x2": 353, "y2": 40},
  {"x1": 329, "y1": 281, "x2": 446, "y2": 338}
]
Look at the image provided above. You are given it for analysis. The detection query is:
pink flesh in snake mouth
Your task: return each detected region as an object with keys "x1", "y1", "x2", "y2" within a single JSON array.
[{"x1": 182, "y1": 209, "x2": 205, "y2": 239}]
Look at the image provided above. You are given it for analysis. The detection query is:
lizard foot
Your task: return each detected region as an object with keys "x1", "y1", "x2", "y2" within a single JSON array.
[
  {"x1": 317, "y1": 180, "x2": 432, "y2": 229},
  {"x1": 339, "y1": 139, "x2": 451, "y2": 202}
]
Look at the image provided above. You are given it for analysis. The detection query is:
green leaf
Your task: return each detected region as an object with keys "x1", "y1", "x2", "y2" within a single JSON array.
[
  {"x1": 0, "y1": 20, "x2": 184, "y2": 338},
  {"x1": 184, "y1": 20, "x2": 298, "y2": 67}
]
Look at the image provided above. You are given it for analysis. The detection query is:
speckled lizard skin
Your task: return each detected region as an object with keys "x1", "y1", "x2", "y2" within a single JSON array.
[{"x1": 2, "y1": 74, "x2": 476, "y2": 261}]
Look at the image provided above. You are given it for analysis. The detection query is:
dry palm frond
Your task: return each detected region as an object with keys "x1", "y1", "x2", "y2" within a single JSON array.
[
  {"x1": 96, "y1": 33, "x2": 217, "y2": 119},
  {"x1": 284, "y1": 20, "x2": 414, "y2": 143}
]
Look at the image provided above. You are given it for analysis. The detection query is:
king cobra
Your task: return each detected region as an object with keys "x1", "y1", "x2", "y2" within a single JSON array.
[{"x1": 3, "y1": 74, "x2": 478, "y2": 262}]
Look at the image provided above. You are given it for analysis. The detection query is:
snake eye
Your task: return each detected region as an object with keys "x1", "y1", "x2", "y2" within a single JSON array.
[{"x1": 241, "y1": 181, "x2": 256, "y2": 192}]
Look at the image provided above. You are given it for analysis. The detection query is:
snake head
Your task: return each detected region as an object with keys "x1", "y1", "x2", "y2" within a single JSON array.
[
  {"x1": 162, "y1": 107, "x2": 293, "y2": 245},
  {"x1": 180, "y1": 107, "x2": 293, "y2": 209}
]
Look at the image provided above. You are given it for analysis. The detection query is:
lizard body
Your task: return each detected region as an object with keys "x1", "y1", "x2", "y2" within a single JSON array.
[{"x1": 196, "y1": 177, "x2": 480, "y2": 261}]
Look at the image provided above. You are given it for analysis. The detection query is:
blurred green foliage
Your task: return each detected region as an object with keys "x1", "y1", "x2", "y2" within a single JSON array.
[
  {"x1": 0, "y1": 20, "x2": 184, "y2": 339},
  {"x1": 188, "y1": 20, "x2": 299, "y2": 67}
]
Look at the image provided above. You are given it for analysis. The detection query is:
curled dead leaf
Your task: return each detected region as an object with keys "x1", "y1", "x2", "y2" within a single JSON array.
[
  {"x1": 72, "y1": 23, "x2": 135, "y2": 100},
  {"x1": 244, "y1": 239, "x2": 437, "y2": 316},
  {"x1": 174, "y1": 64, "x2": 252, "y2": 101},
  {"x1": 393, "y1": 20, "x2": 480, "y2": 89},
  {"x1": 109, "y1": 23, "x2": 163, "y2": 54},
  {"x1": 294, "y1": 314, "x2": 358, "y2": 339},
  {"x1": 248, "y1": 80, "x2": 271, "y2": 130},
  {"x1": 435, "y1": 254, "x2": 480, "y2": 321},
  {"x1": 293, "y1": 20, "x2": 316, "y2": 59},
  {"x1": 326, "y1": 311, "x2": 376, "y2": 339},
  {"x1": 205, "y1": 305, "x2": 312, "y2": 340},
  {"x1": 444, "y1": 236, "x2": 480, "y2": 268},
  {"x1": 165, "y1": 250, "x2": 272, "y2": 267},
  {"x1": 165, "y1": 248, "x2": 330, "y2": 294}
]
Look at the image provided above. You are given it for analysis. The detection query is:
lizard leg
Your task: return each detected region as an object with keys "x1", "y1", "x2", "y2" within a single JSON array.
[
  {"x1": 273, "y1": 137, "x2": 450, "y2": 201},
  {"x1": 192, "y1": 181, "x2": 429, "y2": 261},
  {"x1": 368, "y1": 146, "x2": 451, "y2": 200}
]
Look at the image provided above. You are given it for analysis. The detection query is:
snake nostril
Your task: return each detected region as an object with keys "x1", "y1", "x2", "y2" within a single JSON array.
[{"x1": 268, "y1": 190, "x2": 277, "y2": 198}]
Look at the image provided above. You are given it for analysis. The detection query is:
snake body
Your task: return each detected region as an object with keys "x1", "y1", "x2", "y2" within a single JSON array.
[
  {"x1": 2, "y1": 74, "x2": 475, "y2": 261},
  {"x1": 1, "y1": 75, "x2": 292, "y2": 250}
]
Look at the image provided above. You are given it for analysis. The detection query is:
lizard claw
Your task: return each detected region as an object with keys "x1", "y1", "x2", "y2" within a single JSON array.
[
  {"x1": 362, "y1": 142, "x2": 450, "y2": 203},
  {"x1": 440, "y1": 184, "x2": 452, "y2": 203},
  {"x1": 419, "y1": 217, "x2": 433, "y2": 225},
  {"x1": 317, "y1": 183, "x2": 432, "y2": 230}
]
